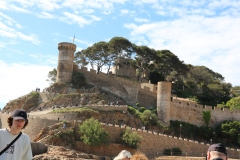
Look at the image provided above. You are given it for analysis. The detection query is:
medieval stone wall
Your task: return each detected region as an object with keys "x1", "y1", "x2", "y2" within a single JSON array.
[
  {"x1": 102, "y1": 125, "x2": 240, "y2": 158},
  {"x1": 1, "y1": 113, "x2": 239, "y2": 158},
  {"x1": 78, "y1": 67, "x2": 240, "y2": 127},
  {"x1": 111, "y1": 64, "x2": 136, "y2": 77},
  {"x1": 141, "y1": 82, "x2": 157, "y2": 93},
  {"x1": 170, "y1": 97, "x2": 240, "y2": 127},
  {"x1": 79, "y1": 67, "x2": 157, "y2": 108}
]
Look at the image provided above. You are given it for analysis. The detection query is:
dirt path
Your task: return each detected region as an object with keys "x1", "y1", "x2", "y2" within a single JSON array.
[{"x1": 28, "y1": 109, "x2": 52, "y2": 115}]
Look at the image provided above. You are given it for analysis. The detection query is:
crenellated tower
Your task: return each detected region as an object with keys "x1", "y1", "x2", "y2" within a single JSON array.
[
  {"x1": 57, "y1": 42, "x2": 76, "y2": 83},
  {"x1": 157, "y1": 81, "x2": 171, "y2": 125}
]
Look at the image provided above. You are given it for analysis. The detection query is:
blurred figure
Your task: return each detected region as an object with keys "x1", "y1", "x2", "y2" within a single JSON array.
[
  {"x1": 130, "y1": 152, "x2": 148, "y2": 160},
  {"x1": 207, "y1": 143, "x2": 228, "y2": 160},
  {"x1": 114, "y1": 150, "x2": 132, "y2": 160}
]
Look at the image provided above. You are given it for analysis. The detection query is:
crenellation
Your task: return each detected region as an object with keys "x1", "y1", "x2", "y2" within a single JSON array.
[
  {"x1": 58, "y1": 44, "x2": 76, "y2": 51},
  {"x1": 172, "y1": 98, "x2": 180, "y2": 104},
  {"x1": 213, "y1": 106, "x2": 222, "y2": 111},
  {"x1": 189, "y1": 103, "x2": 195, "y2": 108},
  {"x1": 143, "y1": 86, "x2": 151, "y2": 91},
  {"x1": 55, "y1": 42, "x2": 240, "y2": 128},
  {"x1": 204, "y1": 105, "x2": 213, "y2": 111}
]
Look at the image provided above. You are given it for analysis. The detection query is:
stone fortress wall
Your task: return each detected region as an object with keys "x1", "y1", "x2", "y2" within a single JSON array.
[
  {"x1": 170, "y1": 97, "x2": 240, "y2": 127},
  {"x1": 79, "y1": 66, "x2": 157, "y2": 109},
  {"x1": 55, "y1": 42, "x2": 240, "y2": 127},
  {"x1": 0, "y1": 113, "x2": 239, "y2": 158},
  {"x1": 78, "y1": 66, "x2": 240, "y2": 127},
  {"x1": 1, "y1": 42, "x2": 239, "y2": 157}
]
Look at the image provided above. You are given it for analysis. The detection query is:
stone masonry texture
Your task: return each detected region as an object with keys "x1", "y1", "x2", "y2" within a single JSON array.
[
  {"x1": 0, "y1": 112, "x2": 239, "y2": 158},
  {"x1": 57, "y1": 42, "x2": 76, "y2": 83},
  {"x1": 157, "y1": 82, "x2": 171, "y2": 124}
]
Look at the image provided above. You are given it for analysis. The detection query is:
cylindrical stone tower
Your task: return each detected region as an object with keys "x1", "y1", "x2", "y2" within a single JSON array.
[
  {"x1": 57, "y1": 42, "x2": 76, "y2": 83},
  {"x1": 157, "y1": 81, "x2": 171, "y2": 125}
]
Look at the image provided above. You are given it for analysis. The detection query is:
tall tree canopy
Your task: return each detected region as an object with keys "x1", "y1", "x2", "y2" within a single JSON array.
[{"x1": 72, "y1": 36, "x2": 233, "y2": 107}]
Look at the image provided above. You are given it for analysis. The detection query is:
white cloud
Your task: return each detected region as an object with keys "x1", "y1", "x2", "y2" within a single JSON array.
[
  {"x1": 74, "y1": 38, "x2": 92, "y2": 47},
  {"x1": 120, "y1": 9, "x2": 136, "y2": 17},
  {"x1": 10, "y1": 0, "x2": 36, "y2": 8},
  {"x1": 15, "y1": 23, "x2": 22, "y2": 29},
  {"x1": 0, "y1": 1, "x2": 7, "y2": 10},
  {"x1": 125, "y1": 15, "x2": 240, "y2": 86},
  {"x1": 61, "y1": 0, "x2": 84, "y2": 10},
  {"x1": 9, "y1": 4, "x2": 31, "y2": 13},
  {"x1": 208, "y1": 0, "x2": 238, "y2": 9},
  {"x1": 61, "y1": 0, "x2": 120, "y2": 14},
  {"x1": 29, "y1": 54, "x2": 57, "y2": 65},
  {"x1": 0, "y1": 12, "x2": 40, "y2": 44},
  {"x1": 81, "y1": 9, "x2": 95, "y2": 14},
  {"x1": 134, "y1": 17, "x2": 149, "y2": 23},
  {"x1": 37, "y1": 0, "x2": 61, "y2": 11},
  {"x1": 121, "y1": 9, "x2": 129, "y2": 14},
  {"x1": 0, "y1": 60, "x2": 53, "y2": 108},
  {"x1": 0, "y1": 12, "x2": 23, "y2": 28},
  {"x1": 17, "y1": 32, "x2": 41, "y2": 44},
  {"x1": 37, "y1": 12, "x2": 55, "y2": 19},
  {"x1": 89, "y1": 15, "x2": 102, "y2": 21},
  {"x1": 0, "y1": 0, "x2": 59, "y2": 12},
  {"x1": 60, "y1": 12, "x2": 92, "y2": 27}
]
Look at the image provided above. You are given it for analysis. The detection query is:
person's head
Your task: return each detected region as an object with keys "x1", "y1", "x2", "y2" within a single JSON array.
[
  {"x1": 130, "y1": 152, "x2": 148, "y2": 160},
  {"x1": 8, "y1": 109, "x2": 28, "y2": 129},
  {"x1": 114, "y1": 150, "x2": 132, "y2": 160},
  {"x1": 207, "y1": 143, "x2": 228, "y2": 160}
]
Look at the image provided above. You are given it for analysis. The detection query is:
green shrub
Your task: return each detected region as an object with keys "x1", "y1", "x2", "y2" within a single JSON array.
[
  {"x1": 121, "y1": 128, "x2": 142, "y2": 148},
  {"x1": 202, "y1": 110, "x2": 211, "y2": 127},
  {"x1": 151, "y1": 108, "x2": 157, "y2": 115},
  {"x1": 139, "y1": 107, "x2": 146, "y2": 112},
  {"x1": 29, "y1": 91, "x2": 39, "y2": 98},
  {"x1": 50, "y1": 128, "x2": 75, "y2": 147},
  {"x1": 140, "y1": 110, "x2": 157, "y2": 126},
  {"x1": 72, "y1": 71, "x2": 86, "y2": 88},
  {"x1": 172, "y1": 147, "x2": 182, "y2": 155},
  {"x1": 163, "y1": 149, "x2": 171, "y2": 155},
  {"x1": 79, "y1": 118, "x2": 109, "y2": 146},
  {"x1": 163, "y1": 148, "x2": 182, "y2": 156},
  {"x1": 128, "y1": 106, "x2": 137, "y2": 115}
]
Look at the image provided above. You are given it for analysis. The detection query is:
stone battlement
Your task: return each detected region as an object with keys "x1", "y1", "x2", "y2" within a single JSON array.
[
  {"x1": 1, "y1": 113, "x2": 239, "y2": 158},
  {"x1": 78, "y1": 66, "x2": 240, "y2": 127},
  {"x1": 79, "y1": 67, "x2": 157, "y2": 108},
  {"x1": 170, "y1": 97, "x2": 240, "y2": 127},
  {"x1": 58, "y1": 42, "x2": 76, "y2": 51}
]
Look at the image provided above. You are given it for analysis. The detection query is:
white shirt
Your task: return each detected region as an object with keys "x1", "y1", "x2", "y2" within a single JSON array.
[{"x1": 0, "y1": 128, "x2": 33, "y2": 160}]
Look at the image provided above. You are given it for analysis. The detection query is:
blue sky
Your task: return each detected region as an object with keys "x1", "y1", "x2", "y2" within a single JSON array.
[{"x1": 1, "y1": 0, "x2": 240, "y2": 109}]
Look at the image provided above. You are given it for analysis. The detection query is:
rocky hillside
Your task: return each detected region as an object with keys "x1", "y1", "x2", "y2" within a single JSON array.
[
  {"x1": 33, "y1": 145, "x2": 112, "y2": 160},
  {"x1": 3, "y1": 91, "x2": 39, "y2": 113},
  {"x1": 2, "y1": 83, "x2": 127, "y2": 113}
]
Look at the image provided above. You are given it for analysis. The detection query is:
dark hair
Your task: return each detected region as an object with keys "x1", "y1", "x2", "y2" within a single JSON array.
[{"x1": 7, "y1": 116, "x2": 28, "y2": 129}]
